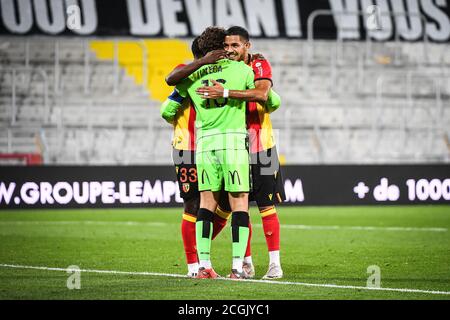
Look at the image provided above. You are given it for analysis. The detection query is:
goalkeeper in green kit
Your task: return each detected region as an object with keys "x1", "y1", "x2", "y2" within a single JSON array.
[{"x1": 164, "y1": 27, "x2": 255, "y2": 279}]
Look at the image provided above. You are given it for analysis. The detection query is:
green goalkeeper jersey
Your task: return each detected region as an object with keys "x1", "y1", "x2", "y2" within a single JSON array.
[{"x1": 176, "y1": 59, "x2": 255, "y2": 152}]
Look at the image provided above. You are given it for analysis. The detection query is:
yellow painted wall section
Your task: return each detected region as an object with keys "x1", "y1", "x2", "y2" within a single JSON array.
[{"x1": 90, "y1": 40, "x2": 193, "y2": 102}]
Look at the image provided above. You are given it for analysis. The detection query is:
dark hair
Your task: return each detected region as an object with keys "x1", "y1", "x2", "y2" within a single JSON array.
[
  {"x1": 191, "y1": 37, "x2": 202, "y2": 59},
  {"x1": 197, "y1": 26, "x2": 226, "y2": 56},
  {"x1": 226, "y1": 26, "x2": 250, "y2": 42}
]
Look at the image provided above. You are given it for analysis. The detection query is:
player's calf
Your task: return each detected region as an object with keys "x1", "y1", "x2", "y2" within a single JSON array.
[
  {"x1": 181, "y1": 197, "x2": 200, "y2": 277},
  {"x1": 260, "y1": 205, "x2": 283, "y2": 279},
  {"x1": 230, "y1": 211, "x2": 250, "y2": 274},
  {"x1": 196, "y1": 204, "x2": 216, "y2": 274},
  {"x1": 181, "y1": 212, "x2": 199, "y2": 277}
]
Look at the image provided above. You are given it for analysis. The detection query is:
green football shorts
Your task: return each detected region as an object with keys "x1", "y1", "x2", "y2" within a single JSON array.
[{"x1": 196, "y1": 148, "x2": 250, "y2": 193}]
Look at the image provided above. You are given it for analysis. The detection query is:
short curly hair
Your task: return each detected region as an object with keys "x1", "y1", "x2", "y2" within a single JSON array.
[
  {"x1": 191, "y1": 37, "x2": 202, "y2": 59},
  {"x1": 197, "y1": 27, "x2": 226, "y2": 56}
]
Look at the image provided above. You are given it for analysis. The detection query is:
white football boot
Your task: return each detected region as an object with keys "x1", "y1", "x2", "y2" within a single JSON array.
[{"x1": 262, "y1": 263, "x2": 283, "y2": 279}]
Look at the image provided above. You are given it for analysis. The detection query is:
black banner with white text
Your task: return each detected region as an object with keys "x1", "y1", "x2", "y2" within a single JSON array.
[
  {"x1": 0, "y1": 165, "x2": 449, "y2": 209},
  {"x1": 0, "y1": 0, "x2": 449, "y2": 41}
]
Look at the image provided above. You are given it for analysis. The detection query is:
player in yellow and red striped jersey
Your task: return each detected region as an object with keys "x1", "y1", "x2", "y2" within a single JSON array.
[{"x1": 166, "y1": 90, "x2": 199, "y2": 278}]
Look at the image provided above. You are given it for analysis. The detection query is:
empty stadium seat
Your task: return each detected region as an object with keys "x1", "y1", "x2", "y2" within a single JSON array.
[{"x1": 0, "y1": 37, "x2": 448, "y2": 164}]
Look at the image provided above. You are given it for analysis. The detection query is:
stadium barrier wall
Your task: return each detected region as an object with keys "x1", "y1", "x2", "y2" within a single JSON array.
[
  {"x1": 0, "y1": 153, "x2": 43, "y2": 166},
  {"x1": 0, "y1": 165, "x2": 449, "y2": 209},
  {"x1": 0, "y1": 0, "x2": 449, "y2": 42}
]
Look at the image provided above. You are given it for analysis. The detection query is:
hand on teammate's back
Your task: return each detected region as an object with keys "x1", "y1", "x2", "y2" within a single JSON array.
[
  {"x1": 196, "y1": 79, "x2": 224, "y2": 99},
  {"x1": 201, "y1": 50, "x2": 227, "y2": 65}
]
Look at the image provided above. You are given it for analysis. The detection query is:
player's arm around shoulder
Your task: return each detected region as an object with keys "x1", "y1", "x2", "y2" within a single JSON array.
[
  {"x1": 252, "y1": 55, "x2": 281, "y2": 113},
  {"x1": 165, "y1": 50, "x2": 227, "y2": 86}
]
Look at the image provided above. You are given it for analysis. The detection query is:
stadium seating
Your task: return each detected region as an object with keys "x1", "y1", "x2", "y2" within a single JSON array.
[{"x1": 0, "y1": 37, "x2": 448, "y2": 164}]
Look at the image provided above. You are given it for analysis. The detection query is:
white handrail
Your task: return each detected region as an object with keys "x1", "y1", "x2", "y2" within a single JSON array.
[
  {"x1": 333, "y1": 43, "x2": 365, "y2": 94},
  {"x1": 113, "y1": 40, "x2": 119, "y2": 95},
  {"x1": 439, "y1": 47, "x2": 449, "y2": 67},
  {"x1": 376, "y1": 72, "x2": 443, "y2": 121},
  {"x1": 0, "y1": 67, "x2": 49, "y2": 125},
  {"x1": 38, "y1": 129, "x2": 48, "y2": 164},
  {"x1": 138, "y1": 40, "x2": 148, "y2": 95},
  {"x1": 7, "y1": 129, "x2": 12, "y2": 153},
  {"x1": 11, "y1": 69, "x2": 16, "y2": 125},
  {"x1": 84, "y1": 40, "x2": 91, "y2": 94},
  {"x1": 54, "y1": 40, "x2": 60, "y2": 93},
  {"x1": 307, "y1": 10, "x2": 430, "y2": 66},
  {"x1": 312, "y1": 124, "x2": 324, "y2": 163},
  {"x1": 24, "y1": 41, "x2": 30, "y2": 68},
  {"x1": 375, "y1": 72, "x2": 444, "y2": 160}
]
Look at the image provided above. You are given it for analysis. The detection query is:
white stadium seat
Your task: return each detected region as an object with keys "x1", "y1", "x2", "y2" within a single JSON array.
[{"x1": 0, "y1": 37, "x2": 448, "y2": 164}]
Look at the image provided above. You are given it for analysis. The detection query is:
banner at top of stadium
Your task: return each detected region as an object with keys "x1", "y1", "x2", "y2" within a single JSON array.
[{"x1": 0, "y1": 0, "x2": 449, "y2": 42}]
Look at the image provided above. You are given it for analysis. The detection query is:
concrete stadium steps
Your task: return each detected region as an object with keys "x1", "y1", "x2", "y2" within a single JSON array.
[
  {"x1": 278, "y1": 128, "x2": 320, "y2": 163},
  {"x1": 40, "y1": 127, "x2": 173, "y2": 165},
  {"x1": 287, "y1": 128, "x2": 448, "y2": 164},
  {"x1": 0, "y1": 37, "x2": 449, "y2": 164},
  {"x1": 0, "y1": 128, "x2": 40, "y2": 154},
  {"x1": 50, "y1": 105, "x2": 156, "y2": 129},
  {"x1": 279, "y1": 102, "x2": 444, "y2": 130},
  {"x1": 278, "y1": 67, "x2": 449, "y2": 99},
  {"x1": 0, "y1": 38, "x2": 89, "y2": 64}
]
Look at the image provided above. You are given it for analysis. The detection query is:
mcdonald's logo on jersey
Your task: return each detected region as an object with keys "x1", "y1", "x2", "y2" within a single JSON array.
[
  {"x1": 201, "y1": 170, "x2": 210, "y2": 185},
  {"x1": 228, "y1": 170, "x2": 241, "y2": 185}
]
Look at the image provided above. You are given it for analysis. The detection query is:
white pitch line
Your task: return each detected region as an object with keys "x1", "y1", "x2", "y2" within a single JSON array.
[
  {"x1": 264, "y1": 224, "x2": 448, "y2": 233},
  {"x1": 0, "y1": 263, "x2": 184, "y2": 278},
  {"x1": 0, "y1": 220, "x2": 447, "y2": 232},
  {"x1": 1, "y1": 263, "x2": 450, "y2": 296},
  {"x1": 0, "y1": 221, "x2": 169, "y2": 227}
]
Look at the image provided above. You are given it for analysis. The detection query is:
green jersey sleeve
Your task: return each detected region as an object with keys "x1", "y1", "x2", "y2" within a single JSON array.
[
  {"x1": 160, "y1": 98, "x2": 181, "y2": 124},
  {"x1": 265, "y1": 89, "x2": 281, "y2": 113}
]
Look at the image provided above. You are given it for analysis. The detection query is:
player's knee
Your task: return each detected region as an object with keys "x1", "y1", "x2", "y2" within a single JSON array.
[
  {"x1": 228, "y1": 192, "x2": 249, "y2": 212},
  {"x1": 231, "y1": 211, "x2": 250, "y2": 228},
  {"x1": 197, "y1": 208, "x2": 215, "y2": 223},
  {"x1": 184, "y1": 197, "x2": 200, "y2": 216},
  {"x1": 200, "y1": 191, "x2": 219, "y2": 212}
]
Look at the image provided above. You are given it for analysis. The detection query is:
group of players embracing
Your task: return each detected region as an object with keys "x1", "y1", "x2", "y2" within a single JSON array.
[{"x1": 161, "y1": 26, "x2": 285, "y2": 280}]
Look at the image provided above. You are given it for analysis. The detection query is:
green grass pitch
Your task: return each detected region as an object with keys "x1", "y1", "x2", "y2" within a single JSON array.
[{"x1": 0, "y1": 205, "x2": 449, "y2": 300}]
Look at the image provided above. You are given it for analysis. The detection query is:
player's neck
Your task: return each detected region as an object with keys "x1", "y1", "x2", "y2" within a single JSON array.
[{"x1": 244, "y1": 53, "x2": 251, "y2": 65}]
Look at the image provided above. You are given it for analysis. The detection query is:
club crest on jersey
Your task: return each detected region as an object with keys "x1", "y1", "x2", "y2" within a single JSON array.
[
  {"x1": 268, "y1": 193, "x2": 273, "y2": 201},
  {"x1": 182, "y1": 183, "x2": 190, "y2": 193}
]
